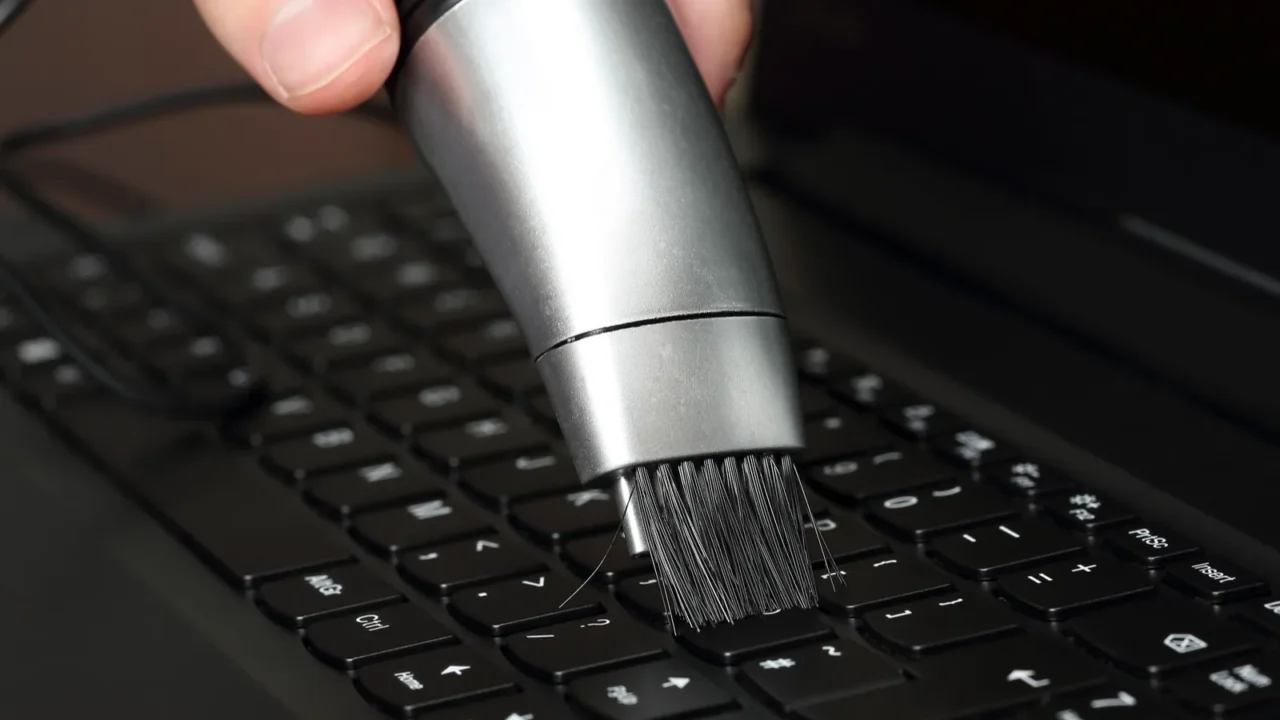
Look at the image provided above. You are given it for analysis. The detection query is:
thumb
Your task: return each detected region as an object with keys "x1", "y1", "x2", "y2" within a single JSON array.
[{"x1": 194, "y1": 0, "x2": 400, "y2": 115}]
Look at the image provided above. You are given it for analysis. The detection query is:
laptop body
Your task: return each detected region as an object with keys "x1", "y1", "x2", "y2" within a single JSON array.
[{"x1": 1, "y1": 1, "x2": 1278, "y2": 718}]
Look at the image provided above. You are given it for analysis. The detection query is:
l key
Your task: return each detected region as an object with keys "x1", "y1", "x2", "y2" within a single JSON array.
[{"x1": 998, "y1": 558, "x2": 1153, "y2": 620}]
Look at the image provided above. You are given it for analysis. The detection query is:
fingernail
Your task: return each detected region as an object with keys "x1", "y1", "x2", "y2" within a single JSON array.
[{"x1": 262, "y1": 0, "x2": 391, "y2": 98}]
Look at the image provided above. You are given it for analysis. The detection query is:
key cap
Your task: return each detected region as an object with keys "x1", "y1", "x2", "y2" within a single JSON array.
[
  {"x1": 563, "y1": 533, "x2": 652, "y2": 584},
  {"x1": 617, "y1": 575, "x2": 667, "y2": 621},
  {"x1": 438, "y1": 317, "x2": 526, "y2": 363},
  {"x1": 150, "y1": 333, "x2": 233, "y2": 376},
  {"x1": 214, "y1": 262, "x2": 322, "y2": 305},
  {"x1": 230, "y1": 392, "x2": 349, "y2": 447},
  {"x1": 798, "y1": 382, "x2": 837, "y2": 418},
  {"x1": 461, "y1": 451, "x2": 580, "y2": 512},
  {"x1": 287, "y1": 321, "x2": 405, "y2": 373},
  {"x1": 449, "y1": 572, "x2": 602, "y2": 636},
  {"x1": 1239, "y1": 596, "x2": 1280, "y2": 637},
  {"x1": 739, "y1": 639, "x2": 903, "y2": 711},
  {"x1": 1068, "y1": 598, "x2": 1259, "y2": 677},
  {"x1": 1170, "y1": 652, "x2": 1280, "y2": 716},
  {"x1": 328, "y1": 349, "x2": 454, "y2": 404},
  {"x1": 1045, "y1": 492, "x2": 1136, "y2": 532},
  {"x1": 1165, "y1": 556, "x2": 1268, "y2": 603},
  {"x1": 676, "y1": 609, "x2": 833, "y2": 665},
  {"x1": 16, "y1": 359, "x2": 99, "y2": 410},
  {"x1": 931, "y1": 520, "x2": 1084, "y2": 579},
  {"x1": 832, "y1": 370, "x2": 910, "y2": 409},
  {"x1": 793, "y1": 340, "x2": 851, "y2": 382},
  {"x1": 303, "y1": 601, "x2": 456, "y2": 670},
  {"x1": 505, "y1": 615, "x2": 667, "y2": 683},
  {"x1": 355, "y1": 645, "x2": 517, "y2": 716},
  {"x1": 998, "y1": 558, "x2": 1152, "y2": 619},
  {"x1": 257, "y1": 563, "x2": 400, "y2": 628},
  {"x1": 817, "y1": 553, "x2": 953, "y2": 617},
  {"x1": 400, "y1": 536, "x2": 545, "y2": 596},
  {"x1": 569, "y1": 660, "x2": 737, "y2": 719},
  {"x1": 866, "y1": 482, "x2": 1019, "y2": 540},
  {"x1": 863, "y1": 592, "x2": 1023, "y2": 656},
  {"x1": 52, "y1": 399, "x2": 351, "y2": 588},
  {"x1": 416, "y1": 414, "x2": 549, "y2": 470},
  {"x1": 806, "y1": 449, "x2": 952, "y2": 503},
  {"x1": 982, "y1": 459, "x2": 1075, "y2": 499},
  {"x1": 113, "y1": 306, "x2": 189, "y2": 349},
  {"x1": 511, "y1": 487, "x2": 620, "y2": 547},
  {"x1": 479, "y1": 359, "x2": 544, "y2": 399},
  {"x1": 1023, "y1": 686, "x2": 1160, "y2": 719},
  {"x1": 372, "y1": 379, "x2": 500, "y2": 436},
  {"x1": 64, "y1": 278, "x2": 146, "y2": 316},
  {"x1": 880, "y1": 401, "x2": 963, "y2": 441},
  {"x1": 804, "y1": 512, "x2": 888, "y2": 565},
  {"x1": 263, "y1": 424, "x2": 397, "y2": 483},
  {"x1": 910, "y1": 636, "x2": 1108, "y2": 712},
  {"x1": 309, "y1": 228, "x2": 422, "y2": 269},
  {"x1": 433, "y1": 695, "x2": 562, "y2": 720},
  {"x1": 932, "y1": 428, "x2": 1017, "y2": 468},
  {"x1": 397, "y1": 287, "x2": 507, "y2": 332},
  {"x1": 278, "y1": 202, "x2": 365, "y2": 245},
  {"x1": 1103, "y1": 523, "x2": 1200, "y2": 567},
  {"x1": 305, "y1": 459, "x2": 444, "y2": 518},
  {"x1": 185, "y1": 353, "x2": 306, "y2": 402},
  {"x1": 253, "y1": 290, "x2": 363, "y2": 336},
  {"x1": 352, "y1": 497, "x2": 489, "y2": 558},
  {"x1": 800, "y1": 412, "x2": 896, "y2": 463},
  {"x1": 165, "y1": 229, "x2": 284, "y2": 277},
  {"x1": 352, "y1": 257, "x2": 465, "y2": 300}
]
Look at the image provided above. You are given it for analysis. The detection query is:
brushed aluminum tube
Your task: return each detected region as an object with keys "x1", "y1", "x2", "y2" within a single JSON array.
[{"x1": 613, "y1": 476, "x2": 649, "y2": 557}]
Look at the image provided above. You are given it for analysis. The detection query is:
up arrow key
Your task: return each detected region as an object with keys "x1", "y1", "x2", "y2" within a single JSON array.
[
  {"x1": 476, "y1": 539, "x2": 500, "y2": 552},
  {"x1": 662, "y1": 677, "x2": 691, "y2": 689},
  {"x1": 1006, "y1": 669, "x2": 1050, "y2": 688},
  {"x1": 441, "y1": 665, "x2": 470, "y2": 676}
]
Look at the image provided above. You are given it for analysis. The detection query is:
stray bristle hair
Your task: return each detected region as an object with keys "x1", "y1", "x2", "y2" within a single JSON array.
[{"x1": 629, "y1": 453, "x2": 838, "y2": 631}]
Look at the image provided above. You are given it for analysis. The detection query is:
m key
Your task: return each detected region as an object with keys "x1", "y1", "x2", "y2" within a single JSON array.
[{"x1": 997, "y1": 558, "x2": 1152, "y2": 619}]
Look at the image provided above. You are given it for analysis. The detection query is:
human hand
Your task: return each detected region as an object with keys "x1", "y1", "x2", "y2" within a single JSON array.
[{"x1": 194, "y1": 0, "x2": 753, "y2": 115}]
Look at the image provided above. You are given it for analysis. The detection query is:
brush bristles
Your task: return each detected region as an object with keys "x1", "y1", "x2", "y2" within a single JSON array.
[{"x1": 628, "y1": 453, "x2": 835, "y2": 631}]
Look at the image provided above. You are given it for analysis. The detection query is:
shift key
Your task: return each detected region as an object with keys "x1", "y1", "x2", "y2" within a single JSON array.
[{"x1": 52, "y1": 399, "x2": 350, "y2": 587}]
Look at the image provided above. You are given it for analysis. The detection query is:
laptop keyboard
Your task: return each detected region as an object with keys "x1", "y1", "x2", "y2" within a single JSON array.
[{"x1": 3, "y1": 176, "x2": 1279, "y2": 719}]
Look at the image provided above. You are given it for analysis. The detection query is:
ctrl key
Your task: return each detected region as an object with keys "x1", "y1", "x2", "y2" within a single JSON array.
[{"x1": 355, "y1": 646, "x2": 519, "y2": 717}]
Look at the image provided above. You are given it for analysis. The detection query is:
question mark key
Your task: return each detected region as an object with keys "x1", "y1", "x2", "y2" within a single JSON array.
[{"x1": 504, "y1": 614, "x2": 667, "y2": 683}]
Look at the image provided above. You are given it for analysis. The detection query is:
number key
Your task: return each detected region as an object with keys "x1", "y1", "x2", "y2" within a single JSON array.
[
  {"x1": 1045, "y1": 492, "x2": 1135, "y2": 532},
  {"x1": 931, "y1": 429, "x2": 1016, "y2": 468},
  {"x1": 866, "y1": 482, "x2": 1018, "y2": 540}
]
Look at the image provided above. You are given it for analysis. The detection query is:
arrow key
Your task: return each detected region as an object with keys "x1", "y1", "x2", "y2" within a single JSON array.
[
  {"x1": 434, "y1": 695, "x2": 561, "y2": 720},
  {"x1": 400, "y1": 535, "x2": 545, "y2": 596},
  {"x1": 568, "y1": 660, "x2": 736, "y2": 720},
  {"x1": 355, "y1": 645, "x2": 518, "y2": 716}
]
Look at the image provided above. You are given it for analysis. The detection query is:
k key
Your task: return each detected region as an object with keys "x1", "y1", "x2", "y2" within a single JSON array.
[
  {"x1": 931, "y1": 520, "x2": 1084, "y2": 579},
  {"x1": 998, "y1": 558, "x2": 1152, "y2": 619}
]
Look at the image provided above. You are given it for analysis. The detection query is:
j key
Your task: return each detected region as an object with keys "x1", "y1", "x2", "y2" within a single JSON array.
[
  {"x1": 257, "y1": 563, "x2": 400, "y2": 627},
  {"x1": 739, "y1": 639, "x2": 903, "y2": 711},
  {"x1": 113, "y1": 306, "x2": 189, "y2": 349},
  {"x1": 505, "y1": 614, "x2": 667, "y2": 683},
  {"x1": 450, "y1": 572, "x2": 602, "y2": 636},
  {"x1": 400, "y1": 536, "x2": 545, "y2": 596},
  {"x1": 931, "y1": 520, "x2": 1084, "y2": 579},
  {"x1": 352, "y1": 497, "x2": 489, "y2": 558},
  {"x1": 1069, "y1": 598, "x2": 1259, "y2": 677},
  {"x1": 804, "y1": 513, "x2": 888, "y2": 564},
  {"x1": 1023, "y1": 687, "x2": 1162, "y2": 719},
  {"x1": 397, "y1": 287, "x2": 507, "y2": 333},
  {"x1": 372, "y1": 379, "x2": 500, "y2": 436},
  {"x1": 1045, "y1": 492, "x2": 1135, "y2": 532},
  {"x1": 817, "y1": 553, "x2": 953, "y2": 617},
  {"x1": 806, "y1": 449, "x2": 952, "y2": 503},
  {"x1": 438, "y1": 317, "x2": 526, "y2": 363},
  {"x1": 866, "y1": 482, "x2": 1019, "y2": 540},
  {"x1": 982, "y1": 459, "x2": 1075, "y2": 498},
  {"x1": 931, "y1": 428, "x2": 1017, "y2": 468},
  {"x1": 252, "y1": 290, "x2": 362, "y2": 336},
  {"x1": 570, "y1": 660, "x2": 737, "y2": 720},
  {"x1": 563, "y1": 533, "x2": 653, "y2": 584},
  {"x1": 863, "y1": 592, "x2": 1022, "y2": 656},
  {"x1": 231, "y1": 392, "x2": 348, "y2": 446},
  {"x1": 287, "y1": 321, "x2": 405, "y2": 372},
  {"x1": 352, "y1": 257, "x2": 464, "y2": 300},
  {"x1": 998, "y1": 558, "x2": 1152, "y2": 619},
  {"x1": 328, "y1": 349, "x2": 454, "y2": 404},
  {"x1": 677, "y1": 609, "x2": 832, "y2": 666},
  {"x1": 355, "y1": 646, "x2": 517, "y2": 716},
  {"x1": 1165, "y1": 557, "x2": 1268, "y2": 603},
  {"x1": 461, "y1": 451, "x2": 579, "y2": 512},
  {"x1": 510, "y1": 488, "x2": 620, "y2": 547},
  {"x1": 801, "y1": 412, "x2": 896, "y2": 463},
  {"x1": 305, "y1": 460, "x2": 444, "y2": 518},
  {"x1": 832, "y1": 370, "x2": 910, "y2": 409},
  {"x1": 880, "y1": 401, "x2": 963, "y2": 441},
  {"x1": 1170, "y1": 652, "x2": 1280, "y2": 716},
  {"x1": 416, "y1": 414, "x2": 548, "y2": 470},
  {"x1": 1104, "y1": 523, "x2": 1200, "y2": 567},
  {"x1": 480, "y1": 359, "x2": 544, "y2": 399},
  {"x1": 1239, "y1": 596, "x2": 1280, "y2": 637},
  {"x1": 303, "y1": 601, "x2": 456, "y2": 670},
  {"x1": 263, "y1": 425, "x2": 397, "y2": 483}
]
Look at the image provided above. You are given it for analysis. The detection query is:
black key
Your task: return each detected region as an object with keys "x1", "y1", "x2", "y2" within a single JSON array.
[
  {"x1": 433, "y1": 695, "x2": 562, "y2": 720},
  {"x1": 1045, "y1": 491, "x2": 1136, "y2": 532},
  {"x1": 67, "y1": 278, "x2": 147, "y2": 316},
  {"x1": 931, "y1": 428, "x2": 1017, "y2": 468},
  {"x1": 863, "y1": 592, "x2": 1022, "y2": 656},
  {"x1": 41, "y1": 251, "x2": 111, "y2": 287},
  {"x1": 480, "y1": 359, "x2": 544, "y2": 399},
  {"x1": 252, "y1": 290, "x2": 362, "y2": 336},
  {"x1": 352, "y1": 497, "x2": 489, "y2": 558},
  {"x1": 213, "y1": 262, "x2": 322, "y2": 305},
  {"x1": 461, "y1": 450, "x2": 580, "y2": 512},
  {"x1": 804, "y1": 512, "x2": 888, "y2": 565},
  {"x1": 1104, "y1": 523, "x2": 1200, "y2": 567},
  {"x1": 801, "y1": 412, "x2": 896, "y2": 463},
  {"x1": 880, "y1": 401, "x2": 963, "y2": 440},
  {"x1": 739, "y1": 639, "x2": 903, "y2": 711},
  {"x1": 505, "y1": 614, "x2": 667, "y2": 682},
  {"x1": 569, "y1": 660, "x2": 737, "y2": 720},
  {"x1": 998, "y1": 558, "x2": 1152, "y2": 619},
  {"x1": 1239, "y1": 596, "x2": 1280, "y2": 637},
  {"x1": 372, "y1": 379, "x2": 499, "y2": 436},
  {"x1": 113, "y1": 306, "x2": 189, "y2": 349},
  {"x1": 931, "y1": 520, "x2": 1084, "y2": 579},
  {"x1": 165, "y1": 229, "x2": 283, "y2": 276},
  {"x1": 438, "y1": 317, "x2": 526, "y2": 363},
  {"x1": 257, "y1": 564, "x2": 400, "y2": 627},
  {"x1": 397, "y1": 287, "x2": 507, "y2": 332},
  {"x1": 184, "y1": 352, "x2": 306, "y2": 402},
  {"x1": 400, "y1": 535, "x2": 545, "y2": 596},
  {"x1": 511, "y1": 487, "x2": 619, "y2": 547},
  {"x1": 150, "y1": 334, "x2": 233, "y2": 376},
  {"x1": 866, "y1": 481, "x2": 1019, "y2": 540},
  {"x1": 1025, "y1": 687, "x2": 1161, "y2": 719},
  {"x1": 817, "y1": 552, "x2": 953, "y2": 617},
  {"x1": 617, "y1": 575, "x2": 667, "y2": 621},
  {"x1": 17, "y1": 360, "x2": 99, "y2": 409},
  {"x1": 3, "y1": 333, "x2": 65, "y2": 375},
  {"x1": 351, "y1": 257, "x2": 465, "y2": 300},
  {"x1": 1170, "y1": 652, "x2": 1280, "y2": 716},
  {"x1": 328, "y1": 349, "x2": 453, "y2": 404},
  {"x1": 982, "y1": 459, "x2": 1075, "y2": 498},
  {"x1": 1069, "y1": 598, "x2": 1259, "y2": 677},
  {"x1": 832, "y1": 370, "x2": 910, "y2": 409},
  {"x1": 305, "y1": 459, "x2": 444, "y2": 518},
  {"x1": 262, "y1": 424, "x2": 397, "y2": 482},
  {"x1": 450, "y1": 572, "x2": 602, "y2": 636},
  {"x1": 53, "y1": 399, "x2": 351, "y2": 588},
  {"x1": 230, "y1": 392, "x2": 348, "y2": 447},
  {"x1": 677, "y1": 609, "x2": 832, "y2": 665},
  {"x1": 793, "y1": 340, "x2": 850, "y2": 381},
  {"x1": 416, "y1": 414, "x2": 549, "y2": 470},
  {"x1": 279, "y1": 202, "x2": 366, "y2": 245},
  {"x1": 1165, "y1": 557, "x2": 1268, "y2": 603},
  {"x1": 798, "y1": 382, "x2": 836, "y2": 418},
  {"x1": 304, "y1": 601, "x2": 455, "y2": 670},
  {"x1": 309, "y1": 228, "x2": 423, "y2": 269},
  {"x1": 563, "y1": 533, "x2": 652, "y2": 584},
  {"x1": 355, "y1": 646, "x2": 517, "y2": 716},
  {"x1": 806, "y1": 448, "x2": 952, "y2": 503},
  {"x1": 287, "y1": 321, "x2": 405, "y2": 372}
]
